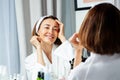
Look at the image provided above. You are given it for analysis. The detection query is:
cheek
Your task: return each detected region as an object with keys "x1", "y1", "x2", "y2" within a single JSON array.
[
  {"x1": 37, "y1": 31, "x2": 44, "y2": 38},
  {"x1": 38, "y1": 29, "x2": 45, "y2": 35},
  {"x1": 54, "y1": 31, "x2": 59, "y2": 37}
]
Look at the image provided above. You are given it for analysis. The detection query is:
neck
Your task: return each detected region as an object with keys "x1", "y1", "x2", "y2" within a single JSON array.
[{"x1": 41, "y1": 42, "x2": 53, "y2": 63}]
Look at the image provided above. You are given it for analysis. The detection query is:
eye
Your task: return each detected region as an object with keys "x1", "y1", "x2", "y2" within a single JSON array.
[
  {"x1": 44, "y1": 26, "x2": 49, "y2": 29},
  {"x1": 44, "y1": 24, "x2": 50, "y2": 29},
  {"x1": 53, "y1": 27, "x2": 59, "y2": 31}
]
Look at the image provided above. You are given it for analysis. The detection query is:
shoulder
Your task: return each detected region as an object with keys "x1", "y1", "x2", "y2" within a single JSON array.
[
  {"x1": 69, "y1": 55, "x2": 93, "y2": 79},
  {"x1": 68, "y1": 62, "x2": 85, "y2": 79}
]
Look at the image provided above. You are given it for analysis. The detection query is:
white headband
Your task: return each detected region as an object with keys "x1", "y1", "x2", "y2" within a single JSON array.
[{"x1": 36, "y1": 16, "x2": 48, "y2": 32}]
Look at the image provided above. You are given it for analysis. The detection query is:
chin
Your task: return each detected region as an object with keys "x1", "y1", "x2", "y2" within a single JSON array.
[{"x1": 45, "y1": 40, "x2": 54, "y2": 45}]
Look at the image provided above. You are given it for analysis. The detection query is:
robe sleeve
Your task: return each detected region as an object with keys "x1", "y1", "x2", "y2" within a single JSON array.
[{"x1": 54, "y1": 40, "x2": 75, "y2": 61}]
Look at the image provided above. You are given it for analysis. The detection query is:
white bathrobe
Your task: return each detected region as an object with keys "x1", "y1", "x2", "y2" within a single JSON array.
[
  {"x1": 68, "y1": 52, "x2": 120, "y2": 80},
  {"x1": 25, "y1": 41, "x2": 74, "y2": 80}
]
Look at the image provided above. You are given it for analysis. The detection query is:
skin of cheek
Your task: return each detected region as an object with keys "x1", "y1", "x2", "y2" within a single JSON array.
[{"x1": 38, "y1": 31, "x2": 58, "y2": 45}]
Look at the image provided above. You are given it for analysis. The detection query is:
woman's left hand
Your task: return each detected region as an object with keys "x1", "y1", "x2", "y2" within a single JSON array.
[
  {"x1": 55, "y1": 20, "x2": 66, "y2": 42},
  {"x1": 69, "y1": 33, "x2": 83, "y2": 51}
]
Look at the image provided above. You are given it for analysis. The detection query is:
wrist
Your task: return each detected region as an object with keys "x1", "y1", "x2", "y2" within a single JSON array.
[
  {"x1": 36, "y1": 45, "x2": 41, "y2": 49},
  {"x1": 59, "y1": 35, "x2": 66, "y2": 43},
  {"x1": 75, "y1": 48, "x2": 83, "y2": 56}
]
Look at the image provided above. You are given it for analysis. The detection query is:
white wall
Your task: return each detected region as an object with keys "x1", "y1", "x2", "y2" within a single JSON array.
[
  {"x1": 75, "y1": 10, "x2": 89, "y2": 32},
  {"x1": 75, "y1": 0, "x2": 114, "y2": 32}
]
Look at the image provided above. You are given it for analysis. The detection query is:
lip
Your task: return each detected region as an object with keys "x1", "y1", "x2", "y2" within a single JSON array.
[
  {"x1": 45, "y1": 35, "x2": 55, "y2": 39},
  {"x1": 47, "y1": 36, "x2": 54, "y2": 39}
]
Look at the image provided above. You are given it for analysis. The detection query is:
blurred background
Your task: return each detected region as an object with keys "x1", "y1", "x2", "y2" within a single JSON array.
[{"x1": 0, "y1": 0, "x2": 119, "y2": 79}]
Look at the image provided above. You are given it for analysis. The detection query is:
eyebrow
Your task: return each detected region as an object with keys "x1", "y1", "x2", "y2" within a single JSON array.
[
  {"x1": 44, "y1": 24, "x2": 59, "y2": 28},
  {"x1": 44, "y1": 24, "x2": 50, "y2": 26}
]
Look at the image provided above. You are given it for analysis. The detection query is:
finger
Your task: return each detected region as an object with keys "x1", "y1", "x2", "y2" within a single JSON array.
[
  {"x1": 30, "y1": 36, "x2": 40, "y2": 45},
  {"x1": 74, "y1": 33, "x2": 80, "y2": 42},
  {"x1": 69, "y1": 33, "x2": 77, "y2": 41},
  {"x1": 55, "y1": 20, "x2": 62, "y2": 24},
  {"x1": 30, "y1": 36, "x2": 37, "y2": 42},
  {"x1": 55, "y1": 20, "x2": 64, "y2": 28}
]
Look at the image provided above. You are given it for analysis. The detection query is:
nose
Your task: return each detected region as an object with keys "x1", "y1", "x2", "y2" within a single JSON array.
[{"x1": 48, "y1": 28, "x2": 53, "y2": 34}]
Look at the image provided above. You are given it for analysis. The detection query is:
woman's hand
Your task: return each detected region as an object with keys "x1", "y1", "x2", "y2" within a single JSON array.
[
  {"x1": 69, "y1": 33, "x2": 83, "y2": 50},
  {"x1": 69, "y1": 33, "x2": 83, "y2": 67},
  {"x1": 55, "y1": 20, "x2": 66, "y2": 43},
  {"x1": 30, "y1": 35, "x2": 41, "y2": 49}
]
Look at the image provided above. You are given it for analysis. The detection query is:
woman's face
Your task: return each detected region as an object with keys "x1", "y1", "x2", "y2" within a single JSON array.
[{"x1": 37, "y1": 18, "x2": 59, "y2": 45}]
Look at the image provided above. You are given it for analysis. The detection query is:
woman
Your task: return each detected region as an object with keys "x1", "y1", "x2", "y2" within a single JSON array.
[
  {"x1": 68, "y1": 3, "x2": 120, "y2": 80},
  {"x1": 25, "y1": 15, "x2": 74, "y2": 80}
]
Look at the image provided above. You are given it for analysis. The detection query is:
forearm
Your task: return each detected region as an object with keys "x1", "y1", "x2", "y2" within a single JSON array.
[
  {"x1": 73, "y1": 49, "x2": 82, "y2": 68},
  {"x1": 37, "y1": 47, "x2": 45, "y2": 66},
  {"x1": 59, "y1": 35, "x2": 66, "y2": 43}
]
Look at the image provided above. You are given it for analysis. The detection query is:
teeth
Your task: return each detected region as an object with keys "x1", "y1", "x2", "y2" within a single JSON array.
[
  {"x1": 45, "y1": 34, "x2": 54, "y2": 39},
  {"x1": 47, "y1": 36, "x2": 54, "y2": 39},
  {"x1": 48, "y1": 37, "x2": 52, "y2": 38}
]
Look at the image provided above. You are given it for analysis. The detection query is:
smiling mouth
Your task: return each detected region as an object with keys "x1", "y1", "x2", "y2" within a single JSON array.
[
  {"x1": 47, "y1": 36, "x2": 54, "y2": 39},
  {"x1": 46, "y1": 35, "x2": 55, "y2": 39}
]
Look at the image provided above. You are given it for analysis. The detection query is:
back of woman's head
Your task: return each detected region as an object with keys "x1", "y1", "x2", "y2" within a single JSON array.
[{"x1": 79, "y1": 3, "x2": 120, "y2": 55}]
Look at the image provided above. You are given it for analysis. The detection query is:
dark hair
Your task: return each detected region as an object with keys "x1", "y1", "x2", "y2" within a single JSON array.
[
  {"x1": 32, "y1": 15, "x2": 62, "y2": 45},
  {"x1": 79, "y1": 3, "x2": 120, "y2": 55}
]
